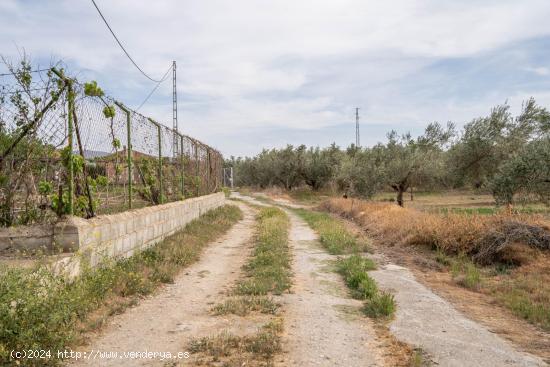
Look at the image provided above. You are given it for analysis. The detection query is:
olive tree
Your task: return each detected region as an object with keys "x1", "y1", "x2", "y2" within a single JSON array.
[
  {"x1": 491, "y1": 138, "x2": 550, "y2": 206},
  {"x1": 380, "y1": 122, "x2": 454, "y2": 206}
]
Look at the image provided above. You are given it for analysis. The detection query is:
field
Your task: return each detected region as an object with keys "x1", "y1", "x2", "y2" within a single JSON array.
[{"x1": 373, "y1": 190, "x2": 550, "y2": 216}]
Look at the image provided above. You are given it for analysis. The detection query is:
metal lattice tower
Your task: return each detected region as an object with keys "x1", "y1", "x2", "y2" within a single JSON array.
[
  {"x1": 355, "y1": 107, "x2": 360, "y2": 147},
  {"x1": 172, "y1": 60, "x2": 178, "y2": 157}
]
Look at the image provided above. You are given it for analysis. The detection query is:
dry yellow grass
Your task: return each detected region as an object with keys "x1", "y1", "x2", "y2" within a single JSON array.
[{"x1": 322, "y1": 198, "x2": 550, "y2": 264}]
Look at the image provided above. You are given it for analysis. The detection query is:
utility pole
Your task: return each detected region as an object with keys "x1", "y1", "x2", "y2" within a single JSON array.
[
  {"x1": 172, "y1": 60, "x2": 178, "y2": 158},
  {"x1": 355, "y1": 107, "x2": 360, "y2": 147}
]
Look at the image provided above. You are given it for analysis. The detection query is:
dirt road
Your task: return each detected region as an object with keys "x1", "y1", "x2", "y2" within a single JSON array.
[
  {"x1": 242, "y1": 192, "x2": 546, "y2": 367},
  {"x1": 276, "y1": 210, "x2": 384, "y2": 367},
  {"x1": 70, "y1": 202, "x2": 255, "y2": 367},
  {"x1": 71, "y1": 195, "x2": 547, "y2": 366},
  {"x1": 370, "y1": 263, "x2": 545, "y2": 366}
]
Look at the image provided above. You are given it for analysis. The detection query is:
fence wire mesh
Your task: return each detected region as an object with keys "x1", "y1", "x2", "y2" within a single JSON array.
[{"x1": 0, "y1": 67, "x2": 223, "y2": 227}]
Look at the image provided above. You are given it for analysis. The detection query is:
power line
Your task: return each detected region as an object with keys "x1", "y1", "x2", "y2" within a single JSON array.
[
  {"x1": 89, "y1": 0, "x2": 166, "y2": 83},
  {"x1": 134, "y1": 64, "x2": 172, "y2": 111}
]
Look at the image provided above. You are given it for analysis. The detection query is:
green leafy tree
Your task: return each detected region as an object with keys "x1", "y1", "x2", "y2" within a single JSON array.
[
  {"x1": 491, "y1": 138, "x2": 550, "y2": 206},
  {"x1": 302, "y1": 144, "x2": 342, "y2": 190},
  {"x1": 380, "y1": 122, "x2": 454, "y2": 206},
  {"x1": 447, "y1": 99, "x2": 550, "y2": 188}
]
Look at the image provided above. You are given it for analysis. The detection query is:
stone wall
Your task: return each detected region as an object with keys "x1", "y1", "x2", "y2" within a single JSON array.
[
  {"x1": 0, "y1": 225, "x2": 54, "y2": 254},
  {"x1": 62, "y1": 192, "x2": 226, "y2": 267},
  {"x1": 1, "y1": 193, "x2": 226, "y2": 271}
]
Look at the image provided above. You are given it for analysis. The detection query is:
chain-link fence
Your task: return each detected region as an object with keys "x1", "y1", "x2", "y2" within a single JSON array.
[{"x1": 0, "y1": 65, "x2": 223, "y2": 227}]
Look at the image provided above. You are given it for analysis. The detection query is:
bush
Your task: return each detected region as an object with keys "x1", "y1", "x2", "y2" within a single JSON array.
[
  {"x1": 0, "y1": 205, "x2": 242, "y2": 366},
  {"x1": 363, "y1": 292, "x2": 396, "y2": 318},
  {"x1": 322, "y1": 198, "x2": 550, "y2": 264}
]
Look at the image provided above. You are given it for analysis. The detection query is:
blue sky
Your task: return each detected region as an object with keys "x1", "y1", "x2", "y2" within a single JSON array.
[{"x1": 2, "y1": 0, "x2": 550, "y2": 157}]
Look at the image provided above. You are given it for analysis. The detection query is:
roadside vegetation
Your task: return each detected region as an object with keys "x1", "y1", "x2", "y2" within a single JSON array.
[
  {"x1": 336, "y1": 255, "x2": 396, "y2": 318},
  {"x1": 294, "y1": 208, "x2": 396, "y2": 319},
  {"x1": 294, "y1": 208, "x2": 369, "y2": 254},
  {"x1": 188, "y1": 319, "x2": 283, "y2": 366},
  {"x1": 236, "y1": 207, "x2": 291, "y2": 296},
  {"x1": 0, "y1": 205, "x2": 242, "y2": 366},
  {"x1": 323, "y1": 197, "x2": 550, "y2": 330},
  {"x1": 194, "y1": 206, "x2": 291, "y2": 366}
]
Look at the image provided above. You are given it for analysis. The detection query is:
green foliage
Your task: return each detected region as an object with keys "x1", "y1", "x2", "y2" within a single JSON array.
[
  {"x1": 448, "y1": 99, "x2": 550, "y2": 189},
  {"x1": 95, "y1": 175, "x2": 108, "y2": 187},
  {"x1": 336, "y1": 254, "x2": 396, "y2": 318},
  {"x1": 112, "y1": 138, "x2": 121, "y2": 149},
  {"x1": 236, "y1": 207, "x2": 291, "y2": 296},
  {"x1": 103, "y1": 105, "x2": 116, "y2": 118},
  {"x1": 38, "y1": 180, "x2": 53, "y2": 196},
  {"x1": 302, "y1": 144, "x2": 342, "y2": 190},
  {"x1": 295, "y1": 209, "x2": 369, "y2": 254},
  {"x1": 83, "y1": 81, "x2": 104, "y2": 97},
  {"x1": 491, "y1": 138, "x2": 550, "y2": 205},
  {"x1": 0, "y1": 58, "x2": 64, "y2": 226},
  {"x1": 60, "y1": 146, "x2": 84, "y2": 175},
  {"x1": 0, "y1": 205, "x2": 242, "y2": 365},
  {"x1": 230, "y1": 99, "x2": 550, "y2": 208},
  {"x1": 362, "y1": 292, "x2": 396, "y2": 318},
  {"x1": 450, "y1": 254, "x2": 482, "y2": 290}
]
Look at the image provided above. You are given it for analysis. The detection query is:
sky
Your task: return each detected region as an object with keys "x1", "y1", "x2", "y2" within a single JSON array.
[{"x1": 2, "y1": 0, "x2": 550, "y2": 157}]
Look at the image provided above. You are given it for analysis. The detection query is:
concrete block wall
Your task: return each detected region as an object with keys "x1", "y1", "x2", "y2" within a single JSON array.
[
  {"x1": 76, "y1": 192, "x2": 226, "y2": 267},
  {"x1": 1, "y1": 193, "x2": 226, "y2": 274},
  {"x1": 0, "y1": 225, "x2": 54, "y2": 253}
]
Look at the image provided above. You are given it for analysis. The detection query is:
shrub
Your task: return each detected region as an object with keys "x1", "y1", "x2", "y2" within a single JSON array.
[
  {"x1": 363, "y1": 292, "x2": 396, "y2": 318},
  {"x1": 321, "y1": 198, "x2": 550, "y2": 264},
  {"x1": 0, "y1": 205, "x2": 242, "y2": 366}
]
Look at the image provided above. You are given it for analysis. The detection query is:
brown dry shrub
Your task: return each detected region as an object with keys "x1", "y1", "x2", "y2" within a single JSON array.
[{"x1": 321, "y1": 198, "x2": 550, "y2": 264}]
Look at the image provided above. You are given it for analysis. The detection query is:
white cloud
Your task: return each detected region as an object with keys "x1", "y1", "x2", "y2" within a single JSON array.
[
  {"x1": 525, "y1": 66, "x2": 550, "y2": 76},
  {"x1": 2, "y1": 0, "x2": 550, "y2": 156}
]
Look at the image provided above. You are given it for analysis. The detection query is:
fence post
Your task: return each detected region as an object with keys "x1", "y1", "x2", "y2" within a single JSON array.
[
  {"x1": 180, "y1": 134, "x2": 185, "y2": 198},
  {"x1": 149, "y1": 118, "x2": 163, "y2": 204},
  {"x1": 206, "y1": 148, "x2": 211, "y2": 193},
  {"x1": 66, "y1": 79, "x2": 75, "y2": 215},
  {"x1": 115, "y1": 102, "x2": 132, "y2": 209},
  {"x1": 195, "y1": 142, "x2": 199, "y2": 197}
]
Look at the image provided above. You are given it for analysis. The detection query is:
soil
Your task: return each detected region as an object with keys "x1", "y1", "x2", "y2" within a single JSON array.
[
  {"x1": 274, "y1": 210, "x2": 386, "y2": 367},
  {"x1": 69, "y1": 202, "x2": 256, "y2": 367},
  {"x1": 67, "y1": 193, "x2": 549, "y2": 367},
  {"x1": 337, "y1": 213, "x2": 550, "y2": 366}
]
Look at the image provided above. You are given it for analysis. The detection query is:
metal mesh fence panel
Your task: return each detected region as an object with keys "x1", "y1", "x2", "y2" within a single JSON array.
[{"x1": 0, "y1": 67, "x2": 223, "y2": 226}]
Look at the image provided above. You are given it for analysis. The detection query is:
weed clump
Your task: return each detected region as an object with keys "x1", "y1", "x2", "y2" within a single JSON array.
[
  {"x1": 336, "y1": 254, "x2": 396, "y2": 319},
  {"x1": 0, "y1": 205, "x2": 242, "y2": 366},
  {"x1": 295, "y1": 209, "x2": 369, "y2": 254},
  {"x1": 236, "y1": 207, "x2": 291, "y2": 296},
  {"x1": 363, "y1": 291, "x2": 396, "y2": 318}
]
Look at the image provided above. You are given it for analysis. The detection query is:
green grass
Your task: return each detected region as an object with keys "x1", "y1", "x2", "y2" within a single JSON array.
[
  {"x1": 235, "y1": 207, "x2": 291, "y2": 296},
  {"x1": 436, "y1": 250, "x2": 550, "y2": 331},
  {"x1": 296, "y1": 207, "x2": 395, "y2": 319},
  {"x1": 294, "y1": 209, "x2": 369, "y2": 254},
  {"x1": 434, "y1": 207, "x2": 550, "y2": 216},
  {"x1": 491, "y1": 276, "x2": 550, "y2": 331},
  {"x1": 363, "y1": 292, "x2": 396, "y2": 318},
  {"x1": 0, "y1": 205, "x2": 242, "y2": 366},
  {"x1": 189, "y1": 319, "x2": 283, "y2": 364},
  {"x1": 449, "y1": 254, "x2": 482, "y2": 290},
  {"x1": 497, "y1": 289, "x2": 550, "y2": 330},
  {"x1": 336, "y1": 254, "x2": 396, "y2": 318},
  {"x1": 211, "y1": 296, "x2": 279, "y2": 316}
]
